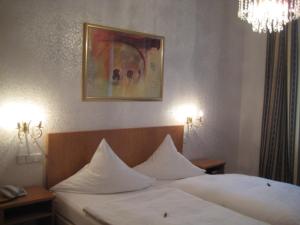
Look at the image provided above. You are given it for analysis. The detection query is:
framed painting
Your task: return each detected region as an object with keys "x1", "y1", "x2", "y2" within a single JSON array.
[{"x1": 82, "y1": 23, "x2": 164, "y2": 101}]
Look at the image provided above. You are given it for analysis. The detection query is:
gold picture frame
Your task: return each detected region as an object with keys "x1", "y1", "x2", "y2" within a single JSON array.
[{"x1": 82, "y1": 23, "x2": 164, "y2": 101}]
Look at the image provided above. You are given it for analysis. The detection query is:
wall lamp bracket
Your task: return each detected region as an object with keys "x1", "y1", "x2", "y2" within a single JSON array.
[{"x1": 17, "y1": 121, "x2": 43, "y2": 143}]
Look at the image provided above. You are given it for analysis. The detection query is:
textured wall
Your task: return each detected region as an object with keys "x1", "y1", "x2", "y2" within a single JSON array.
[
  {"x1": 0, "y1": 0, "x2": 265, "y2": 186},
  {"x1": 237, "y1": 26, "x2": 266, "y2": 175},
  {"x1": 192, "y1": 0, "x2": 245, "y2": 172}
]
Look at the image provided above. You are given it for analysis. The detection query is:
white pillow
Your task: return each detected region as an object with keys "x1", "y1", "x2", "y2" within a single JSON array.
[
  {"x1": 51, "y1": 139, "x2": 155, "y2": 194},
  {"x1": 134, "y1": 134, "x2": 205, "y2": 180}
]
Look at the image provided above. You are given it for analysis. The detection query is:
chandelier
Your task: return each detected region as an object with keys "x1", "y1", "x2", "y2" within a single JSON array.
[{"x1": 238, "y1": 0, "x2": 300, "y2": 33}]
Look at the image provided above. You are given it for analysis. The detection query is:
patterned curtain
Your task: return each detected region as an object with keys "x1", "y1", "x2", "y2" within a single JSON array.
[
  {"x1": 259, "y1": 21, "x2": 298, "y2": 184},
  {"x1": 297, "y1": 21, "x2": 300, "y2": 185}
]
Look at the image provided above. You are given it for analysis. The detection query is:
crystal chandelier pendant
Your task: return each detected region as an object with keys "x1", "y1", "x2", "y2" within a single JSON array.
[{"x1": 238, "y1": 0, "x2": 300, "y2": 33}]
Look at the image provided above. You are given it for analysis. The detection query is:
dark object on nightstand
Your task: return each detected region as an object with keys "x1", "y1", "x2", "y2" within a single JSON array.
[
  {"x1": 191, "y1": 159, "x2": 226, "y2": 174},
  {"x1": 0, "y1": 186, "x2": 55, "y2": 225}
]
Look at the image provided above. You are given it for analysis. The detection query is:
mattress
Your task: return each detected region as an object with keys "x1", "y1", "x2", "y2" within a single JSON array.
[{"x1": 54, "y1": 180, "x2": 171, "y2": 225}]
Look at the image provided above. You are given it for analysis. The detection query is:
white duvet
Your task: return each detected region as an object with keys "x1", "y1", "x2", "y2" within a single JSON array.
[
  {"x1": 83, "y1": 188, "x2": 268, "y2": 225},
  {"x1": 169, "y1": 174, "x2": 300, "y2": 225}
]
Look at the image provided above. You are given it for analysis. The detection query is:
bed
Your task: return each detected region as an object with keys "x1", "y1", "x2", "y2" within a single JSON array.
[
  {"x1": 169, "y1": 174, "x2": 300, "y2": 225},
  {"x1": 46, "y1": 126, "x2": 184, "y2": 225},
  {"x1": 46, "y1": 126, "x2": 299, "y2": 225}
]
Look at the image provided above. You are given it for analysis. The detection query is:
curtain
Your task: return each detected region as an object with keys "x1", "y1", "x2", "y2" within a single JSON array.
[
  {"x1": 296, "y1": 21, "x2": 300, "y2": 185},
  {"x1": 259, "y1": 21, "x2": 298, "y2": 184}
]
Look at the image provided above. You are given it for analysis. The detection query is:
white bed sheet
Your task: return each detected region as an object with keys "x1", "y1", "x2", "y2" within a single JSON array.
[
  {"x1": 54, "y1": 180, "x2": 171, "y2": 225},
  {"x1": 83, "y1": 187, "x2": 268, "y2": 225},
  {"x1": 169, "y1": 174, "x2": 300, "y2": 225}
]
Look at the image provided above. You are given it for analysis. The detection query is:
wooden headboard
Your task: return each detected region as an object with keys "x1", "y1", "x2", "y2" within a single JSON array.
[{"x1": 46, "y1": 125, "x2": 184, "y2": 188}]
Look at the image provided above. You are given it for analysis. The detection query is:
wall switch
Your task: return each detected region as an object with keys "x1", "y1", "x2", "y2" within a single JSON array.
[
  {"x1": 31, "y1": 153, "x2": 43, "y2": 162},
  {"x1": 16, "y1": 155, "x2": 26, "y2": 164},
  {"x1": 16, "y1": 153, "x2": 43, "y2": 164}
]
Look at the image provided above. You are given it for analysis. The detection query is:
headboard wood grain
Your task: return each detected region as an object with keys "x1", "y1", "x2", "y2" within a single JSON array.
[{"x1": 46, "y1": 125, "x2": 184, "y2": 188}]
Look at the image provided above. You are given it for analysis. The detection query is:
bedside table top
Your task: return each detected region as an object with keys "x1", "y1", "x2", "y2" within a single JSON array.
[
  {"x1": 0, "y1": 186, "x2": 55, "y2": 210},
  {"x1": 191, "y1": 159, "x2": 225, "y2": 170}
]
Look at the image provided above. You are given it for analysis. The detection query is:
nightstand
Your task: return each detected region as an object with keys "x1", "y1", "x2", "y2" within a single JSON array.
[
  {"x1": 191, "y1": 159, "x2": 226, "y2": 174},
  {"x1": 0, "y1": 186, "x2": 55, "y2": 225}
]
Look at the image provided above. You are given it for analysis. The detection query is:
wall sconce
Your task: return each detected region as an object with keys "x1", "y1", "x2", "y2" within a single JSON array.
[
  {"x1": 172, "y1": 104, "x2": 204, "y2": 134},
  {"x1": 0, "y1": 101, "x2": 46, "y2": 164},
  {"x1": 17, "y1": 121, "x2": 43, "y2": 143},
  {"x1": 186, "y1": 110, "x2": 204, "y2": 133},
  {"x1": 16, "y1": 121, "x2": 44, "y2": 164}
]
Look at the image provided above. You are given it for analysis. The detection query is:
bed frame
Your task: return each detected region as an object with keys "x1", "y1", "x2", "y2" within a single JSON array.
[{"x1": 46, "y1": 125, "x2": 184, "y2": 188}]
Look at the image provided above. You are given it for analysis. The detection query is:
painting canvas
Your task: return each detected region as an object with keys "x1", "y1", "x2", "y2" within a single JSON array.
[{"x1": 82, "y1": 23, "x2": 164, "y2": 101}]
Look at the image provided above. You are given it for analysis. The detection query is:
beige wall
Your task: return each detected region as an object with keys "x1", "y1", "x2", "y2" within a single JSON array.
[
  {"x1": 0, "y1": 0, "x2": 266, "y2": 186},
  {"x1": 237, "y1": 26, "x2": 267, "y2": 175}
]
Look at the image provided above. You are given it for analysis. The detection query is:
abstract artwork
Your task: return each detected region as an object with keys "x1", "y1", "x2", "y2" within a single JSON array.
[{"x1": 82, "y1": 23, "x2": 164, "y2": 101}]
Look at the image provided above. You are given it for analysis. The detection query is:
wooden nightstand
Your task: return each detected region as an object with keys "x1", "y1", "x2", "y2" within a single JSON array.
[
  {"x1": 0, "y1": 186, "x2": 55, "y2": 225},
  {"x1": 191, "y1": 159, "x2": 226, "y2": 174}
]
